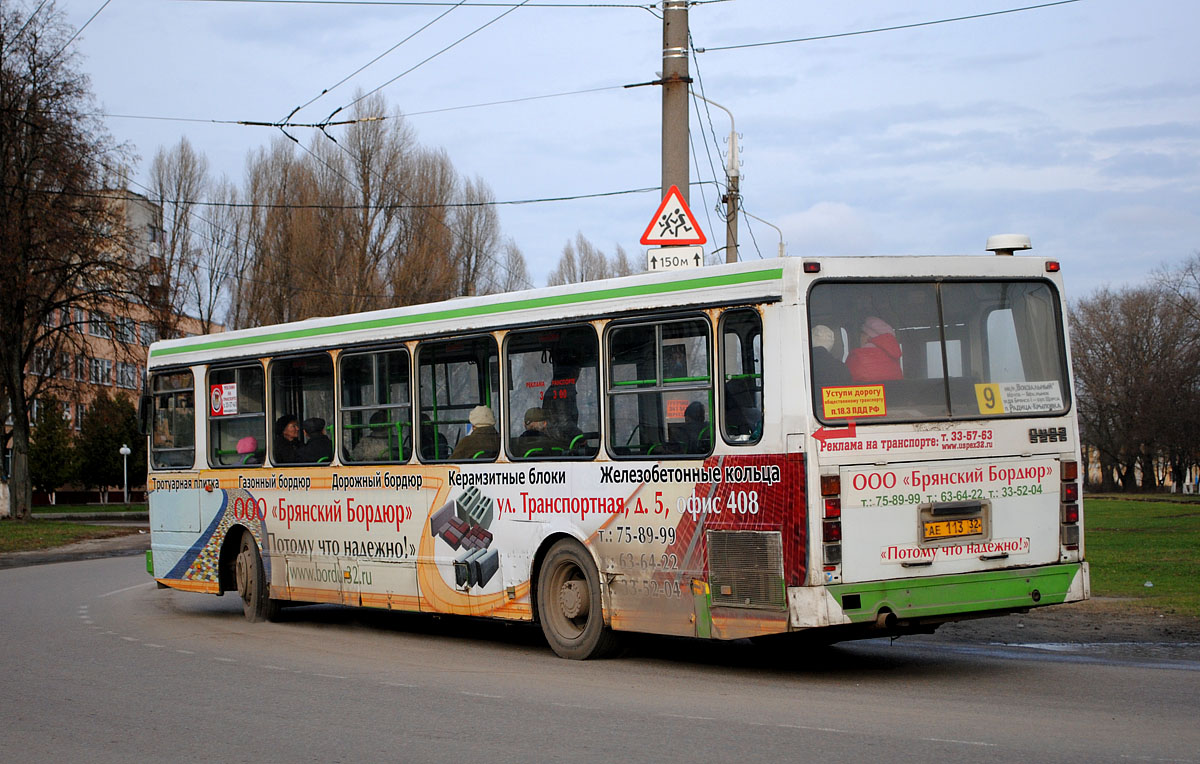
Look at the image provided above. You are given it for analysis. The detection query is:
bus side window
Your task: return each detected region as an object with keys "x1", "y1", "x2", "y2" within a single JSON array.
[
  {"x1": 607, "y1": 317, "x2": 712, "y2": 459},
  {"x1": 720, "y1": 309, "x2": 763, "y2": 444},
  {"x1": 340, "y1": 349, "x2": 412, "y2": 464},
  {"x1": 417, "y1": 336, "x2": 499, "y2": 462},
  {"x1": 207, "y1": 364, "x2": 265, "y2": 468},
  {"x1": 504, "y1": 325, "x2": 600, "y2": 460},
  {"x1": 269, "y1": 354, "x2": 334, "y2": 466},
  {"x1": 150, "y1": 371, "x2": 196, "y2": 469}
]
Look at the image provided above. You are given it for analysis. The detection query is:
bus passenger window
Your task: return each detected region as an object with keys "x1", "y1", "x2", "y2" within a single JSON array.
[
  {"x1": 269, "y1": 354, "x2": 334, "y2": 466},
  {"x1": 341, "y1": 349, "x2": 412, "y2": 464},
  {"x1": 417, "y1": 336, "x2": 499, "y2": 462},
  {"x1": 207, "y1": 364, "x2": 265, "y2": 467},
  {"x1": 607, "y1": 318, "x2": 712, "y2": 458},
  {"x1": 505, "y1": 325, "x2": 600, "y2": 459},
  {"x1": 150, "y1": 371, "x2": 196, "y2": 469},
  {"x1": 721, "y1": 310, "x2": 764, "y2": 444}
]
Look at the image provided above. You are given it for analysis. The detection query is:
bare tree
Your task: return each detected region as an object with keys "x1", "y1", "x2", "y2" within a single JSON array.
[
  {"x1": 191, "y1": 176, "x2": 241, "y2": 333},
  {"x1": 452, "y1": 175, "x2": 500, "y2": 297},
  {"x1": 1, "y1": 0, "x2": 132, "y2": 519},
  {"x1": 480, "y1": 238, "x2": 531, "y2": 295},
  {"x1": 547, "y1": 232, "x2": 636, "y2": 286},
  {"x1": 148, "y1": 136, "x2": 208, "y2": 336},
  {"x1": 1071, "y1": 283, "x2": 1200, "y2": 491}
]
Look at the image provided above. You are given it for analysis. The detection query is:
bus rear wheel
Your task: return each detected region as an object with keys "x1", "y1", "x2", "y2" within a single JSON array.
[
  {"x1": 235, "y1": 531, "x2": 279, "y2": 623},
  {"x1": 537, "y1": 539, "x2": 619, "y2": 659}
]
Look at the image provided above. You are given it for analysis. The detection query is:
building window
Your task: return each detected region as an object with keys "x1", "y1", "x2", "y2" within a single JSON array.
[
  {"x1": 116, "y1": 317, "x2": 136, "y2": 345},
  {"x1": 116, "y1": 361, "x2": 140, "y2": 389},
  {"x1": 90, "y1": 312, "x2": 111, "y2": 338},
  {"x1": 89, "y1": 357, "x2": 113, "y2": 386},
  {"x1": 140, "y1": 322, "x2": 157, "y2": 346}
]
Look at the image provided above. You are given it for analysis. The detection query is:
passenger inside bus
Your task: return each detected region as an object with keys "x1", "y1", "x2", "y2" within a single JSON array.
[
  {"x1": 847, "y1": 316, "x2": 903, "y2": 382},
  {"x1": 274, "y1": 415, "x2": 302, "y2": 464},
  {"x1": 350, "y1": 411, "x2": 391, "y2": 462},
  {"x1": 513, "y1": 407, "x2": 564, "y2": 457},
  {"x1": 675, "y1": 400, "x2": 710, "y2": 454},
  {"x1": 297, "y1": 417, "x2": 333, "y2": 463},
  {"x1": 451, "y1": 405, "x2": 499, "y2": 460},
  {"x1": 811, "y1": 324, "x2": 851, "y2": 389},
  {"x1": 236, "y1": 435, "x2": 261, "y2": 465}
]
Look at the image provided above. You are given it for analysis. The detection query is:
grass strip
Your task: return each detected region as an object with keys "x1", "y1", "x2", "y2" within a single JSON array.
[
  {"x1": 1084, "y1": 497, "x2": 1200, "y2": 617},
  {"x1": 0, "y1": 520, "x2": 140, "y2": 554}
]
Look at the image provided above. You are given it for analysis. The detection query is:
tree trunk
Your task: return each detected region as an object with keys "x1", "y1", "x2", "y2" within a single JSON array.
[{"x1": 7, "y1": 412, "x2": 32, "y2": 521}]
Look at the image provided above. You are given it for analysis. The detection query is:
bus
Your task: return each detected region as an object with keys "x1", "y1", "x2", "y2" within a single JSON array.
[{"x1": 141, "y1": 245, "x2": 1088, "y2": 659}]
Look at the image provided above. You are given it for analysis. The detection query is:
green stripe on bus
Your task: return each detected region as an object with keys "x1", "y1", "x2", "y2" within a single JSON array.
[
  {"x1": 150, "y1": 268, "x2": 784, "y2": 358},
  {"x1": 826, "y1": 563, "x2": 1083, "y2": 623}
]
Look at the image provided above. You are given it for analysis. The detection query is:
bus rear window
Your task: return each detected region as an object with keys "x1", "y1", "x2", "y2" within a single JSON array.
[{"x1": 808, "y1": 280, "x2": 1069, "y2": 424}]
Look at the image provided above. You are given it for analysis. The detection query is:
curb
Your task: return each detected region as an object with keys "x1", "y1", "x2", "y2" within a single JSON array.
[{"x1": 0, "y1": 527, "x2": 150, "y2": 570}]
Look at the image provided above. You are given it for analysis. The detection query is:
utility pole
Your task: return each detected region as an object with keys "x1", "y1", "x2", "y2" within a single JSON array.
[
  {"x1": 661, "y1": 0, "x2": 690, "y2": 204},
  {"x1": 692, "y1": 94, "x2": 739, "y2": 263}
]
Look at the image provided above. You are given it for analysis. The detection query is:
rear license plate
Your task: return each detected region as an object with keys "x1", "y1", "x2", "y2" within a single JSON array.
[{"x1": 923, "y1": 517, "x2": 983, "y2": 541}]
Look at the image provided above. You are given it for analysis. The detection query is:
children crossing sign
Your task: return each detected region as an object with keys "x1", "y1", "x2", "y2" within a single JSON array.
[{"x1": 640, "y1": 185, "x2": 707, "y2": 246}]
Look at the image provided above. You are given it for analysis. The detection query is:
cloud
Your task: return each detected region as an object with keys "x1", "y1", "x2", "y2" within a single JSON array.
[{"x1": 778, "y1": 202, "x2": 874, "y2": 256}]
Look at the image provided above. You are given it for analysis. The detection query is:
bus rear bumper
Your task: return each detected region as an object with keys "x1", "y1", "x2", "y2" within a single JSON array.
[{"x1": 791, "y1": 562, "x2": 1089, "y2": 629}]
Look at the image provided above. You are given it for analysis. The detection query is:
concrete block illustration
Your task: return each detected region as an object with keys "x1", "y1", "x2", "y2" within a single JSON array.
[
  {"x1": 456, "y1": 485, "x2": 494, "y2": 529},
  {"x1": 430, "y1": 499, "x2": 456, "y2": 536},
  {"x1": 475, "y1": 548, "x2": 500, "y2": 587}
]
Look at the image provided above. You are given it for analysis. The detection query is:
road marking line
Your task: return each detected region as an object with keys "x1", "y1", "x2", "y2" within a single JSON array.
[
  {"x1": 923, "y1": 737, "x2": 998, "y2": 747},
  {"x1": 662, "y1": 714, "x2": 717, "y2": 721},
  {"x1": 778, "y1": 724, "x2": 846, "y2": 733},
  {"x1": 99, "y1": 582, "x2": 154, "y2": 598}
]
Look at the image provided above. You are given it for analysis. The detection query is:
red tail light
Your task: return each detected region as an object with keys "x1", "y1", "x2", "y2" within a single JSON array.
[
  {"x1": 824, "y1": 498, "x2": 841, "y2": 519},
  {"x1": 820, "y1": 474, "x2": 840, "y2": 496},
  {"x1": 1063, "y1": 482, "x2": 1079, "y2": 502},
  {"x1": 823, "y1": 521, "x2": 841, "y2": 543},
  {"x1": 1063, "y1": 503, "x2": 1079, "y2": 524},
  {"x1": 1061, "y1": 460, "x2": 1078, "y2": 481}
]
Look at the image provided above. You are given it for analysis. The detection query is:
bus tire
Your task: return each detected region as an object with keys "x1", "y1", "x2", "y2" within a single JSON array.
[
  {"x1": 235, "y1": 531, "x2": 279, "y2": 623},
  {"x1": 537, "y1": 538, "x2": 619, "y2": 660}
]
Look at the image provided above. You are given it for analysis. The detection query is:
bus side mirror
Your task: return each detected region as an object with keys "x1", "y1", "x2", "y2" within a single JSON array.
[{"x1": 137, "y1": 393, "x2": 153, "y2": 436}]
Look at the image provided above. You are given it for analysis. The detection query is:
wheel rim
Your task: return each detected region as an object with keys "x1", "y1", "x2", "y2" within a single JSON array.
[
  {"x1": 235, "y1": 540, "x2": 254, "y2": 607},
  {"x1": 547, "y1": 558, "x2": 590, "y2": 640}
]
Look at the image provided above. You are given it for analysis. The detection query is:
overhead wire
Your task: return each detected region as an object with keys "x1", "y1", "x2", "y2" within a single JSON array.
[
  {"x1": 52, "y1": 0, "x2": 113, "y2": 59},
  {"x1": 329, "y1": 0, "x2": 537, "y2": 121},
  {"x1": 694, "y1": 0, "x2": 1083, "y2": 54},
  {"x1": 279, "y1": 0, "x2": 469, "y2": 124}
]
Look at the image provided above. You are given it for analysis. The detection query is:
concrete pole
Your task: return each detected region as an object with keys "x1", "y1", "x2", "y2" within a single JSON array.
[{"x1": 662, "y1": 0, "x2": 690, "y2": 204}]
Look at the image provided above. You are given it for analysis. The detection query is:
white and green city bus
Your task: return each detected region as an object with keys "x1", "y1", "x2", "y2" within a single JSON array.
[{"x1": 142, "y1": 242, "x2": 1087, "y2": 659}]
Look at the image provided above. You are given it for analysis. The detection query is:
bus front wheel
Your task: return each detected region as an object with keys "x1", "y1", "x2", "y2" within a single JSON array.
[
  {"x1": 537, "y1": 539, "x2": 619, "y2": 659},
  {"x1": 235, "y1": 531, "x2": 279, "y2": 623}
]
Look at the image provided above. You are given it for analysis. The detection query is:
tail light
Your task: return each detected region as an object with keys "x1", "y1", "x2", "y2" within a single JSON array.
[
  {"x1": 1060, "y1": 459, "x2": 1080, "y2": 552},
  {"x1": 820, "y1": 472, "x2": 842, "y2": 574}
]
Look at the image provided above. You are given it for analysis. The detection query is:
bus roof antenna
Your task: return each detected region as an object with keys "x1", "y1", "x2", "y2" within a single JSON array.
[{"x1": 986, "y1": 234, "x2": 1032, "y2": 256}]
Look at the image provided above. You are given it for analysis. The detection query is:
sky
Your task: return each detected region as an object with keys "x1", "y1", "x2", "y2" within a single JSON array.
[{"x1": 45, "y1": 0, "x2": 1200, "y2": 297}]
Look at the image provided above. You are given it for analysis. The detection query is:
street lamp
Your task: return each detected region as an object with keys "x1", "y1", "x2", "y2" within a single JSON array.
[{"x1": 119, "y1": 444, "x2": 131, "y2": 504}]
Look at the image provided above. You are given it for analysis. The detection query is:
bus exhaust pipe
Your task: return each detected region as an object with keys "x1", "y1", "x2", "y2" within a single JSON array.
[{"x1": 874, "y1": 611, "x2": 897, "y2": 631}]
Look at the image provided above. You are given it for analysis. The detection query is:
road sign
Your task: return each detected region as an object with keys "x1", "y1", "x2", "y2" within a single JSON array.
[
  {"x1": 640, "y1": 185, "x2": 707, "y2": 246},
  {"x1": 646, "y1": 245, "x2": 704, "y2": 272}
]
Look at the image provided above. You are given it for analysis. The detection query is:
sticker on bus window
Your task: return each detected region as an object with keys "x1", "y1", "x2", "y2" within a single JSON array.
[
  {"x1": 210, "y1": 383, "x2": 238, "y2": 416},
  {"x1": 821, "y1": 385, "x2": 887, "y2": 420},
  {"x1": 975, "y1": 381, "x2": 1063, "y2": 415}
]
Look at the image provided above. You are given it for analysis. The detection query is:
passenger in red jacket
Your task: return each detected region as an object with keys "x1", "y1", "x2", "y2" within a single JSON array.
[{"x1": 847, "y1": 316, "x2": 903, "y2": 382}]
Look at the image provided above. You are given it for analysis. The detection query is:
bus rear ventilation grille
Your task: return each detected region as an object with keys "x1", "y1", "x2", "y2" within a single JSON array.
[{"x1": 706, "y1": 530, "x2": 786, "y2": 610}]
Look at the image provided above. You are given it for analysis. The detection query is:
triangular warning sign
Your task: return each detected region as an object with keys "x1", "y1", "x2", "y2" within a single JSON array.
[{"x1": 640, "y1": 185, "x2": 707, "y2": 246}]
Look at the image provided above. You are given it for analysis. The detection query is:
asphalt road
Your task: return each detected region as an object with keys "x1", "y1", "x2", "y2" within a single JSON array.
[{"x1": 2, "y1": 555, "x2": 1197, "y2": 763}]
